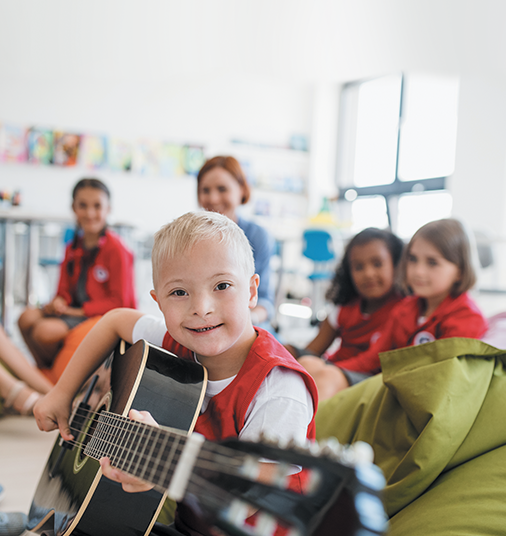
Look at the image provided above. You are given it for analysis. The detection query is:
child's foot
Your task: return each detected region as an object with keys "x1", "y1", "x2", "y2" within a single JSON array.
[
  {"x1": 0, "y1": 511, "x2": 27, "y2": 536},
  {"x1": 3, "y1": 381, "x2": 42, "y2": 416}
]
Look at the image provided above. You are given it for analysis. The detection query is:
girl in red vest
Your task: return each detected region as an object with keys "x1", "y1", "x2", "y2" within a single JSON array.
[
  {"x1": 313, "y1": 218, "x2": 487, "y2": 401},
  {"x1": 18, "y1": 178, "x2": 137, "y2": 369},
  {"x1": 286, "y1": 227, "x2": 405, "y2": 400}
]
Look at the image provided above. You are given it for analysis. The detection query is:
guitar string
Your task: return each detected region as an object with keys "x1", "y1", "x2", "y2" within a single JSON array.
[
  {"x1": 62, "y1": 410, "x2": 248, "y2": 480},
  {"x1": 68, "y1": 407, "x2": 247, "y2": 466},
  {"x1": 61, "y1": 431, "x2": 250, "y2": 484}
]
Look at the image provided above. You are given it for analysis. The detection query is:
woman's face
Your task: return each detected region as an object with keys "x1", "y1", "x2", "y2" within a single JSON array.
[{"x1": 197, "y1": 167, "x2": 244, "y2": 221}]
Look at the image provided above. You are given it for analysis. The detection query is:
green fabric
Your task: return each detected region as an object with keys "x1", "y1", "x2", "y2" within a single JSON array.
[{"x1": 315, "y1": 337, "x2": 506, "y2": 535}]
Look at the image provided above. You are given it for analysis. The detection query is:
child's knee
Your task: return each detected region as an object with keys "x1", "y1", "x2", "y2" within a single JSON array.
[
  {"x1": 32, "y1": 320, "x2": 67, "y2": 346},
  {"x1": 18, "y1": 307, "x2": 41, "y2": 331}
]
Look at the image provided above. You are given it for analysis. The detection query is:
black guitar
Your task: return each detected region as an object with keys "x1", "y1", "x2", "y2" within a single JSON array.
[{"x1": 28, "y1": 339, "x2": 388, "y2": 536}]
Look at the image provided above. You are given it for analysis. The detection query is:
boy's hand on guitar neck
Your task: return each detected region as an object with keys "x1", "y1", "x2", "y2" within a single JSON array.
[{"x1": 100, "y1": 409, "x2": 158, "y2": 493}]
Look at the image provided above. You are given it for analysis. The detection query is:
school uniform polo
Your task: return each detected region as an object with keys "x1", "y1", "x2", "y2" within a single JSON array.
[
  {"x1": 326, "y1": 292, "x2": 404, "y2": 363},
  {"x1": 338, "y1": 292, "x2": 488, "y2": 374},
  {"x1": 56, "y1": 229, "x2": 136, "y2": 316}
]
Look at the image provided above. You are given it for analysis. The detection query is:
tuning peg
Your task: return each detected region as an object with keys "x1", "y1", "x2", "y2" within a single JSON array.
[
  {"x1": 226, "y1": 499, "x2": 250, "y2": 526},
  {"x1": 240, "y1": 455, "x2": 260, "y2": 480},
  {"x1": 318, "y1": 436, "x2": 343, "y2": 458},
  {"x1": 308, "y1": 441, "x2": 321, "y2": 457},
  {"x1": 305, "y1": 468, "x2": 322, "y2": 494},
  {"x1": 254, "y1": 512, "x2": 277, "y2": 535},
  {"x1": 258, "y1": 431, "x2": 280, "y2": 446},
  {"x1": 352, "y1": 441, "x2": 374, "y2": 465}
]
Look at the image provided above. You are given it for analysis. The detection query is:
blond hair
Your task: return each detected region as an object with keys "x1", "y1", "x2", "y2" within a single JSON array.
[{"x1": 152, "y1": 211, "x2": 255, "y2": 289}]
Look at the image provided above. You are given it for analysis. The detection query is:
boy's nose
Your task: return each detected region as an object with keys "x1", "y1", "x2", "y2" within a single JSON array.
[{"x1": 191, "y1": 293, "x2": 214, "y2": 317}]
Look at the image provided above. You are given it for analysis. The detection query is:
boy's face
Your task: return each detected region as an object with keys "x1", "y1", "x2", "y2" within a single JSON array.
[{"x1": 151, "y1": 238, "x2": 259, "y2": 364}]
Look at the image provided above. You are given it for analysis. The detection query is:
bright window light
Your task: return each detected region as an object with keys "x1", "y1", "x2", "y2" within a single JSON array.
[
  {"x1": 354, "y1": 75, "x2": 402, "y2": 187},
  {"x1": 350, "y1": 196, "x2": 389, "y2": 234},
  {"x1": 398, "y1": 74, "x2": 460, "y2": 181},
  {"x1": 278, "y1": 303, "x2": 312, "y2": 319},
  {"x1": 396, "y1": 191, "x2": 453, "y2": 239}
]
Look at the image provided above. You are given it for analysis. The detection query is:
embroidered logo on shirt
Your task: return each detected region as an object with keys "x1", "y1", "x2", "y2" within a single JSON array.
[
  {"x1": 93, "y1": 265, "x2": 109, "y2": 283},
  {"x1": 370, "y1": 331, "x2": 382, "y2": 344},
  {"x1": 413, "y1": 331, "x2": 435, "y2": 346}
]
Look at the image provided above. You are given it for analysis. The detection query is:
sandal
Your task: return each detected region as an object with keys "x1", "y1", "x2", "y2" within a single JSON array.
[{"x1": 3, "y1": 381, "x2": 42, "y2": 416}]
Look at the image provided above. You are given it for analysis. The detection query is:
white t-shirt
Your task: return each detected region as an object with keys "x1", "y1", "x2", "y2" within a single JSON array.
[{"x1": 132, "y1": 315, "x2": 314, "y2": 446}]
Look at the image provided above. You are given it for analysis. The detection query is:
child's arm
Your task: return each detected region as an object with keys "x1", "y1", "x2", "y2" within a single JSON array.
[
  {"x1": 33, "y1": 307, "x2": 145, "y2": 440},
  {"x1": 303, "y1": 318, "x2": 340, "y2": 356}
]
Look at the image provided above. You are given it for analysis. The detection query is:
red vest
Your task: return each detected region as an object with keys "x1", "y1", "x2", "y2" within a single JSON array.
[
  {"x1": 162, "y1": 327, "x2": 318, "y2": 442},
  {"x1": 328, "y1": 292, "x2": 403, "y2": 363}
]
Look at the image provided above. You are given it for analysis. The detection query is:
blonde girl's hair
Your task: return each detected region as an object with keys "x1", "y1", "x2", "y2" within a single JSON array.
[
  {"x1": 151, "y1": 211, "x2": 255, "y2": 289},
  {"x1": 400, "y1": 218, "x2": 476, "y2": 297}
]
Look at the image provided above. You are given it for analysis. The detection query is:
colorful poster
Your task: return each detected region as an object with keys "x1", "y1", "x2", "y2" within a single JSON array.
[
  {"x1": 108, "y1": 137, "x2": 132, "y2": 172},
  {"x1": 159, "y1": 143, "x2": 185, "y2": 177},
  {"x1": 181, "y1": 145, "x2": 205, "y2": 176},
  {"x1": 26, "y1": 127, "x2": 53, "y2": 165},
  {"x1": 0, "y1": 124, "x2": 27, "y2": 163},
  {"x1": 132, "y1": 139, "x2": 162, "y2": 176},
  {"x1": 80, "y1": 134, "x2": 108, "y2": 169},
  {"x1": 53, "y1": 131, "x2": 81, "y2": 166}
]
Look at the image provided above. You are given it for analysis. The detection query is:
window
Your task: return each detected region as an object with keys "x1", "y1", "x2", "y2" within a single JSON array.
[{"x1": 336, "y1": 73, "x2": 459, "y2": 235}]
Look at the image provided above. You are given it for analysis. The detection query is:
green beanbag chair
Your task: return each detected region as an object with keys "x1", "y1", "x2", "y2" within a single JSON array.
[{"x1": 315, "y1": 337, "x2": 506, "y2": 536}]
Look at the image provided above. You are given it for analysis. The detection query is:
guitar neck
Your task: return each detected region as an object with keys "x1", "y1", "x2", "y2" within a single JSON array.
[{"x1": 84, "y1": 411, "x2": 198, "y2": 493}]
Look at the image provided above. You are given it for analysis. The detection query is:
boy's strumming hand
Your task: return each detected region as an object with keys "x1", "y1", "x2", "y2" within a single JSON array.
[
  {"x1": 33, "y1": 388, "x2": 74, "y2": 441},
  {"x1": 100, "y1": 409, "x2": 159, "y2": 493}
]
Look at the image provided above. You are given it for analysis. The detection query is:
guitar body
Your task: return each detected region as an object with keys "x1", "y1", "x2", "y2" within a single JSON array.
[{"x1": 27, "y1": 339, "x2": 207, "y2": 536}]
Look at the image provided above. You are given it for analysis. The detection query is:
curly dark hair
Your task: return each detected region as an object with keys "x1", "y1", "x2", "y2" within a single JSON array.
[{"x1": 326, "y1": 228, "x2": 404, "y2": 305}]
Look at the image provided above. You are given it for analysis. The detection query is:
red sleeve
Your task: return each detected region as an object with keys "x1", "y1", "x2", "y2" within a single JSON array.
[
  {"x1": 82, "y1": 240, "x2": 136, "y2": 316},
  {"x1": 437, "y1": 307, "x2": 488, "y2": 340},
  {"x1": 335, "y1": 316, "x2": 396, "y2": 373}
]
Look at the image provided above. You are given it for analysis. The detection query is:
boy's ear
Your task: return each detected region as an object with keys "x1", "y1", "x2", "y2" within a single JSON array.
[
  {"x1": 150, "y1": 290, "x2": 159, "y2": 304},
  {"x1": 248, "y1": 274, "x2": 259, "y2": 308}
]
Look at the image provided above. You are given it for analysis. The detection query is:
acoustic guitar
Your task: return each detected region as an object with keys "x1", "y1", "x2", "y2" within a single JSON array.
[{"x1": 27, "y1": 339, "x2": 388, "y2": 536}]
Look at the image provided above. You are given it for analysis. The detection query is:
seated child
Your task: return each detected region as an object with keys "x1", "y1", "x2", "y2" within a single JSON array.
[
  {"x1": 18, "y1": 178, "x2": 137, "y2": 369},
  {"x1": 34, "y1": 211, "x2": 318, "y2": 536},
  {"x1": 286, "y1": 227, "x2": 404, "y2": 400},
  {"x1": 315, "y1": 218, "x2": 487, "y2": 400}
]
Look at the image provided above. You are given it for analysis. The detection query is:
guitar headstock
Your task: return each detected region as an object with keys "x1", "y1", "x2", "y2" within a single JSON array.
[{"x1": 185, "y1": 436, "x2": 388, "y2": 536}]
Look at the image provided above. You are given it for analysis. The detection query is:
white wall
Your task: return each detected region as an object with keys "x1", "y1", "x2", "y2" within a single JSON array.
[{"x1": 1, "y1": 0, "x2": 506, "y2": 237}]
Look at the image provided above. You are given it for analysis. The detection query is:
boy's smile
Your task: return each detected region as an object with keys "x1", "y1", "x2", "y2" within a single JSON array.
[{"x1": 151, "y1": 237, "x2": 259, "y2": 379}]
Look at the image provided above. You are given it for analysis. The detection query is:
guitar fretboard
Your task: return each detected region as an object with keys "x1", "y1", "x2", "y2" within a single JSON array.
[{"x1": 84, "y1": 411, "x2": 188, "y2": 491}]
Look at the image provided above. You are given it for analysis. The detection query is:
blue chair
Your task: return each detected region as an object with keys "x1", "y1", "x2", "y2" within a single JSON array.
[{"x1": 302, "y1": 229, "x2": 336, "y2": 324}]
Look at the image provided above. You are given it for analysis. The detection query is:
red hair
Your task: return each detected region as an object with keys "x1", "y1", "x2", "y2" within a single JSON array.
[{"x1": 197, "y1": 156, "x2": 251, "y2": 205}]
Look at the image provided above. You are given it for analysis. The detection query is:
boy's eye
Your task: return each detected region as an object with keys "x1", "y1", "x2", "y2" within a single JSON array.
[
  {"x1": 215, "y1": 282, "x2": 230, "y2": 291},
  {"x1": 171, "y1": 289, "x2": 187, "y2": 297}
]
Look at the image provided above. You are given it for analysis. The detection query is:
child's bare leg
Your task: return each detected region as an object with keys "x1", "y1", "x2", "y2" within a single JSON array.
[
  {"x1": 18, "y1": 312, "x2": 69, "y2": 369},
  {"x1": 0, "y1": 327, "x2": 53, "y2": 393},
  {"x1": 298, "y1": 355, "x2": 350, "y2": 401},
  {"x1": 0, "y1": 366, "x2": 43, "y2": 415}
]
